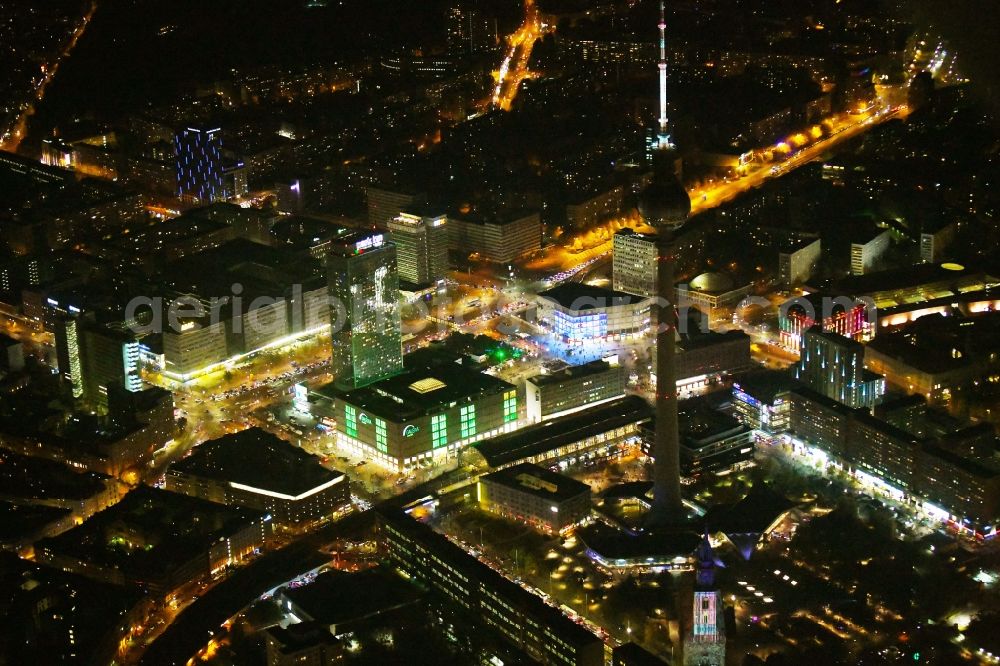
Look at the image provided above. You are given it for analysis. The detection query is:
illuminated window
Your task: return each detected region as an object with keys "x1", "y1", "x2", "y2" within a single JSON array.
[
  {"x1": 375, "y1": 418, "x2": 388, "y2": 453},
  {"x1": 345, "y1": 405, "x2": 357, "y2": 438},
  {"x1": 460, "y1": 405, "x2": 476, "y2": 439},
  {"x1": 503, "y1": 390, "x2": 517, "y2": 423},
  {"x1": 432, "y1": 414, "x2": 448, "y2": 449}
]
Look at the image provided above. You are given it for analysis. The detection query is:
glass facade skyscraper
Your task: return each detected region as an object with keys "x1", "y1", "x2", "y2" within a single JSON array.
[{"x1": 328, "y1": 232, "x2": 404, "y2": 390}]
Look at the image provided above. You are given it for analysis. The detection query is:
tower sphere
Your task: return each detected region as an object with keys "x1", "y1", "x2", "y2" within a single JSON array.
[{"x1": 638, "y1": 153, "x2": 690, "y2": 230}]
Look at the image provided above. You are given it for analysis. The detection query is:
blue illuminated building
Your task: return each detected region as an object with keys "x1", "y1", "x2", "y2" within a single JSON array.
[
  {"x1": 537, "y1": 283, "x2": 651, "y2": 344},
  {"x1": 175, "y1": 126, "x2": 225, "y2": 204},
  {"x1": 794, "y1": 327, "x2": 884, "y2": 409},
  {"x1": 731, "y1": 371, "x2": 793, "y2": 435},
  {"x1": 552, "y1": 310, "x2": 608, "y2": 341}
]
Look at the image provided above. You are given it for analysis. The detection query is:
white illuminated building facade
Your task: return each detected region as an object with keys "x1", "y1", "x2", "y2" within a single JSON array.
[
  {"x1": 612, "y1": 228, "x2": 659, "y2": 297},
  {"x1": 162, "y1": 317, "x2": 229, "y2": 379},
  {"x1": 387, "y1": 210, "x2": 450, "y2": 287}
]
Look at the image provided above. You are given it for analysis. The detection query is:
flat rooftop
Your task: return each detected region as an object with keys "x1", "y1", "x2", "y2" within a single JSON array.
[
  {"x1": 169, "y1": 428, "x2": 344, "y2": 498},
  {"x1": 677, "y1": 329, "x2": 749, "y2": 352},
  {"x1": 526, "y1": 359, "x2": 618, "y2": 387},
  {"x1": 538, "y1": 283, "x2": 647, "y2": 311},
  {"x1": 451, "y1": 208, "x2": 537, "y2": 226},
  {"x1": 778, "y1": 235, "x2": 820, "y2": 253},
  {"x1": 283, "y1": 567, "x2": 422, "y2": 628},
  {"x1": 36, "y1": 487, "x2": 264, "y2": 580},
  {"x1": 703, "y1": 485, "x2": 798, "y2": 535},
  {"x1": 578, "y1": 522, "x2": 702, "y2": 562},
  {"x1": 677, "y1": 400, "x2": 748, "y2": 450},
  {"x1": 473, "y1": 395, "x2": 652, "y2": 468},
  {"x1": 269, "y1": 215, "x2": 347, "y2": 247},
  {"x1": 99, "y1": 215, "x2": 229, "y2": 253},
  {"x1": 810, "y1": 262, "x2": 996, "y2": 297},
  {"x1": 0, "y1": 449, "x2": 108, "y2": 502},
  {"x1": 481, "y1": 463, "x2": 590, "y2": 503},
  {"x1": 160, "y1": 239, "x2": 324, "y2": 302},
  {"x1": 866, "y1": 334, "x2": 968, "y2": 375},
  {"x1": 326, "y1": 364, "x2": 514, "y2": 422},
  {"x1": 614, "y1": 228, "x2": 657, "y2": 241},
  {"x1": 732, "y1": 370, "x2": 794, "y2": 404}
]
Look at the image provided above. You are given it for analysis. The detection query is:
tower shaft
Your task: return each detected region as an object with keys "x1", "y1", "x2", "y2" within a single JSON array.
[{"x1": 649, "y1": 232, "x2": 683, "y2": 524}]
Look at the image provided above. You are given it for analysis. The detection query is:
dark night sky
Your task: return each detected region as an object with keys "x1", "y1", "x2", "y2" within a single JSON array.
[{"x1": 31, "y1": 0, "x2": 504, "y2": 129}]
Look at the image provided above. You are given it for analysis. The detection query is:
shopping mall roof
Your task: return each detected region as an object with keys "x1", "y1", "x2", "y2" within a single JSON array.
[
  {"x1": 328, "y1": 364, "x2": 514, "y2": 422},
  {"x1": 161, "y1": 239, "x2": 325, "y2": 301},
  {"x1": 809, "y1": 261, "x2": 997, "y2": 299},
  {"x1": 538, "y1": 283, "x2": 648, "y2": 312},
  {"x1": 472, "y1": 395, "x2": 652, "y2": 469}
]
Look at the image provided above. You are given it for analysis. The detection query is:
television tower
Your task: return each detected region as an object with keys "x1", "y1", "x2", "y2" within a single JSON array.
[
  {"x1": 656, "y1": 1, "x2": 674, "y2": 150},
  {"x1": 640, "y1": 0, "x2": 690, "y2": 528}
]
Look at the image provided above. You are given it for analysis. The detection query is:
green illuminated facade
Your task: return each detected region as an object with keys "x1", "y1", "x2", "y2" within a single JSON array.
[
  {"x1": 328, "y1": 232, "x2": 404, "y2": 390},
  {"x1": 324, "y1": 365, "x2": 520, "y2": 471}
]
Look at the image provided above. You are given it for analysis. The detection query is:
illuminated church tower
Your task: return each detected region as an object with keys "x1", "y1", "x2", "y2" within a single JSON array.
[{"x1": 683, "y1": 534, "x2": 726, "y2": 666}]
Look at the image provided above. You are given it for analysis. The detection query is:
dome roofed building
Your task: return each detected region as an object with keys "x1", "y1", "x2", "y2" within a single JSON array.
[
  {"x1": 679, "y1": 270, "x2": 752, "y2": 322},
  {"x1": 688, "y1": 272, "x2": 734, "y2": 294}
]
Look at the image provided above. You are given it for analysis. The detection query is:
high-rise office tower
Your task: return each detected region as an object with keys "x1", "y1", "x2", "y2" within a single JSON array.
[
  {"x1": 54, "y1": 314, "x2": 85, "y2": 400},
  {"x1": 639, "y1": 1, "x2": 691, "y2": 528},
  {"x1": 328, "y1": 231, "x2": 404, "y2": 390},
  {"x1": 683, "y1": 535, "x2": 726, "y2": 665},
  {"x1": 54, "y1": 312, "x2": 143, "y2": 410},
  {"x1": 388, "y1": 210, "x2": 450, "y2": 287},
  {"x1": 795, "y1": 327, "x2": 885, "y2": 409},
  {"x1": 612, "y1": 228, "x2": 658, "y2": 297},
  {"x1": 366, "y1": 184, "x2": 426, "y2": 230},
  {"x1": 175, "y1": 126, "x2": 225, "y2": 204},
  {"x1": 445, "y1": 3, "x2": 496, "y2": 54}
]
